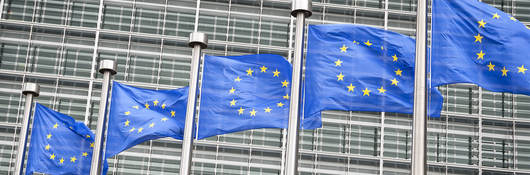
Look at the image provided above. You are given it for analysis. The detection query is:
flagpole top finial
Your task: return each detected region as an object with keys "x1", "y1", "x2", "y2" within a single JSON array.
[
  {"x1": 98, "y1": 59, "x2": 117, "y2": 75},
  {"x1": 188, "y1": 32, "x2": 208, "y2": 49},
  {"x1": 291, "y1": 0, "x2": 312, "y2": 17},
  {"x1": 22, "y1": 82, "x2": 40, "y2": 97}
]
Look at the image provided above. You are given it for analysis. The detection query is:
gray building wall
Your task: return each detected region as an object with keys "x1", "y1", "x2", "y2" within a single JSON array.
[{"x1": 0, "y1": 0, "x2": 529, "y2": 174}]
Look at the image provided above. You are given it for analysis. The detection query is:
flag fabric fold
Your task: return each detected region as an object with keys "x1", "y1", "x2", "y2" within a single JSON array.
[
  {"x1": 303, "y1": 24, "x2": 443, "y2": 120},
  {"x1": 26, "y1": 103, "x2": 107, "y2": 175},
  {"x1": 105, "y1": 81, "x2": 188, "y2": 157},
  {"x1": 432, "y1": 0, "x2": 530, "y2": 95},
  {"x1": 197, "y1": 54, "x2": 320, "y2": 139}
]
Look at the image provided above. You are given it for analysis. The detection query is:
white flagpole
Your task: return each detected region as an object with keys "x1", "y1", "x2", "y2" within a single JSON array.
[
  {"x1": 179, "y1": 32, "x2": 208, "y2": 175},
  {"x1": 285, "y1": 0, "x2": 311, "y2": 174},
  {"x1": 90, "y1": 60, "x2": 117, "y2": 175},
  {"x1": 14, "y1": 83, "x2": 40, "y2": 175},
  {"x1": 411, "y1": 0, "x2": 428, "y2": 174}
]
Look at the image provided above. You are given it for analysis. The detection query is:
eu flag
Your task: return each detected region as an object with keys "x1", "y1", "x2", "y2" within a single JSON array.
[
  {"x1": 197, "y1": 54, "x2": 319, "y2": 139},
  {"x1": 105, "y1": 81, "x2": 188, "y2": 157},
  {"x1": 304, "y1": 24, "x2": 443, "y2": 120},
  {"x1": 432, "y1": 0, "x2": 530, "y2": 95},
  {"x1": 26, "y1": 103, "x2": 107, "y2": 175}
]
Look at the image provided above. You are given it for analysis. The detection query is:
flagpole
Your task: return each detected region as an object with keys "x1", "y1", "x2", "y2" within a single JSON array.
[
  {"x1": 90, "y1": 59, "x2": 117, "y2": 175},
  {"x1": 14, "y1": 83, "x2": 40, "y2": 175},
  {"x1": 179, "y1": 32, "x2": 207, "y2": 175},
  {"x1": 411, "y1": 0, "x2": 428, "y2": 174},
  {"x1": 285, "y1": 0, "x2": 311, "y2": 174}
]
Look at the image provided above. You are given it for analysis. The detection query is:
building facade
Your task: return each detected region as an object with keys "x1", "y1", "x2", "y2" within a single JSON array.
[{"x1": 0, "y1": 0, "x2": 529, "y2": 174}]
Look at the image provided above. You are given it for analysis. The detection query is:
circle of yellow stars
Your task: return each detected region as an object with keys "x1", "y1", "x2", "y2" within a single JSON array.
[
  {"x1": 337, "y1": 40, "x2": 402, "y2": 96},
  {"x1": 46, "y1": 122, "x2": 93, "y2": 165},
  {"x1": 230, "y1": 66, "x2": 290, "y2": 117},
  {"x1": 474, "y1": 13, "x2": 527, "y2": 77},
  {"x1": 124, "y1": 100, "x2": 176, "y2": 133}
]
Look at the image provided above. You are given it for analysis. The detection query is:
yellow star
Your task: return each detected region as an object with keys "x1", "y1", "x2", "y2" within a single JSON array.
[
  {"x1": 487, "y1": 62, "x2": 495, "y2": 71},
  {"x1": 381, "y1": 46, "x2": 384, "y2": 50},
  {"x1": 335, "y1": 59, "x2": 343, "y2": 67},
  {"x1": 86, "y1": 135, "x2": 91, "y2": 138},
  {"x1": 282, "y1": 80, "x2": 289, "y2": 87},
  {"x1": 238, "y1": 107, "x2": 245, "y2": 115},
  {"x1": 161, "y1": 117, "x2": 168, "y2": 122},
  {"x1": 340, "y1": 45, "x2": 348, "y2": 52},
  {"x1": 492, "y1": 13, "x2": 500, "y2": 19},
  {"x1": 391, "y1": 78, "x2": 399, "y2": 86},
  {"x1": 478, "y1": 20, "x2": 486, "y2": 28},
  {"x1": 260, "y1": 66, "x2": 268, "y2": 72},
  {"x1": 347, "y1": 83, "x2": 355, "y2": 92},
  {"x1": 264, "y1": 107, "x2": 272, "y2": 113},
  {"x1": 153, "y1": 100, "x2": 159, "y2": 106},
  {"x1": 124, "y1": 120, "x2": 130, "y2": 126},
  {"x1": 362, "y1": 88, "x2": 371, "y2": 96},
  {"x1": 235, "y1": 76, "x2": 242, "y2": 82},
  {"x1": 124, "y1": 111, "x2": 130, "y2": 115},
  {"x1": 90, "y1": 142, "x2": 94, "y2": 148},
  {"x1": 145, "y1": 103, "x2": 150, "y2": 109},
  {"x1": 82, "y1": 152, "x2": 88, "y2": 157},
  {"x1": 518, "y1": 65, "x2": 528, "y2": 74},
  {"x1": 501, "y1": 66, "x2": 509, "y2": 76},
  {"x1": 161, "y1": 104, "x2": 166, "y2": 109},
  {"x1": 230, "y1": 99, "x2": 237, "y2": 106},
  {"x1": 70, "y1": 156, "x2": 77, "y2": 163},
  {"x1": 45, "y1": 144, "x2": 50, "y2": 150},
  {"x1": 476, "y1": 50, "x2": 485, "y2": 60},
  {"x1": 229, "y1": 87, "x2": 236, "y2": 94},
  {"x1": 364, "y1": 40, "x2": 372, "y2": 46},
  {"x1": 510, "y1": 16, "x2": 517, "y2": 21},
  {"x1": 353, "y1": 40, "x2": 359, "y2": 44},
  {"x1": 337, "y1": 73, "x2": 344, "y2": 81},
  {"x1": 277, "y1": 102, "x2": 285, "y2": 107},
  {"x1": 395, "y1": 69, "x2": 403, "y2": 76},
  {"x1": 47, "y1": 134, "x2": 52, "y2": 139},
  {"x1": 129, "y1": 127, "x2": 135, "y2": 133},
  {"x1": 250, "y1": 109, "x2": 257, "y2": 116},
  {"x1": 137, "y1": 127, "x2": 143, "y2": 133},
  {"x1": 377, "y1": 86, "x2": 386, "y2": 94},
  {"x1": 273, "y1": 69, "x2": 280, "y2": 77},
  {"x1": 171, "y1": 110, "x2": 176, "y2": 117},
  {"x1": 246, "y1": 68, "x2": 254, "y2": 76},
  {"x1": 283, "y1": 94, "x2": 290, "y2": 100},
  {"x1": 149, "y1": 123, "x2": 155, "y2": 128},
  {"x1": 474, "y1": 33, "x2": 484, "y2": 43},
  {"x1": 133, "y1": 105, "x2": 139, "y2": 110},
  {"x1": 53, "y1": 123, "x2": 58, "y2": 129},
  {"x1": 50, "y1": 154, "x2": 56, "y2": 160},
  {"x1": 392, "y1": 54, "x2": 398, "y2": 62},
  {"x1": 526, "y1": 26, "x2": 530, "y2": 30},
  {"x1": 59, "y1": 158, "x2": 64, "y2": 164}
]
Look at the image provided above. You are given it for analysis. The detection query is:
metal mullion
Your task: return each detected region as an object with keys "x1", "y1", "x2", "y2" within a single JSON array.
[
  {"x1": 223, "y1": 0, "x2": 232, "y2": 55},
  {"x1": 380, "y1": 0, "x2": 389, "y2": 173},
  {"x1": 512, "y1": 94, "x2": 516, "y2": 170},
  {"x1": 478, "y1": 87, "x2": 483, "y2": 175},
  {"x1": 83, "y1": 0, "x2": 105, "y2": 126},
  {"x1": 445, "y1": 85, "x2": 449, "y2": 175},
  {"x1": 8, "y1": 0, "x2": 40, "y2": 172},
  {"x1": 347, "y1": 111, "x2": 353, "y2": 174},
  {"x1": 123, "y1": 0, "x2": 137, "y2": 82},
  {"x1": 52, "y1": 0, "x2": 72, "y2": 110}
]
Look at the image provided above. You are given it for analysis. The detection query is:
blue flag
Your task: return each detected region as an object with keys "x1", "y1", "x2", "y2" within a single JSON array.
[
  {"x1": 26, "y1": 103, "x2": 107, "y2": 175},
  {"x1": 303, "y1": 24, "x2": 443, "y2": 120},
  {"x1": 105, "y1": 81, "x2": 188, "y2": 157},
  {"x1": 197, "y1": 54, "x2": 319, "y2": 139},
  {"x1": 432, "y1": 0, "x2": 530, "y2": 95}
]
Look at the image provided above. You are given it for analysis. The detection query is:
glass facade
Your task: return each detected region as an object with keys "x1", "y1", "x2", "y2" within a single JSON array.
[{"x1": 0, "y1": 0, "x2": 529, "y2": 174}]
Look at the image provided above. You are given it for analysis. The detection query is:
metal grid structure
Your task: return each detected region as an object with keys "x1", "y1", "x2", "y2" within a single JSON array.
[{"x1": 0, "y1": 0, "x2": 529, "y2": 174}]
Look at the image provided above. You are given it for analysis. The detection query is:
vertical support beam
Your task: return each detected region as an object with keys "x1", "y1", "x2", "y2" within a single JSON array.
[
  {"x1": 90, "y1": 60, "x2": 117, "y2": 175},
  {"x1": 179, "y1": 32, "x2": 208, "y2": 175},
  {"x1": 285, "y1": 0, "x2": 311, "y2": 174},
  {"x1": 411, "y1": 0, "x2": 428, "y2": 174},
  {"x1": 14, "y1": 83, "x2": 40, "y2": 175}
]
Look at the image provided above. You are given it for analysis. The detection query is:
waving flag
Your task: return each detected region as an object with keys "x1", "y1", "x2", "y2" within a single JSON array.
[
  {"x1": 26, "y1": 103, "x2": 107, "y2": 175},
  {"x1": 105, "y1": 81, "x2": 188, "y2": 157}
]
